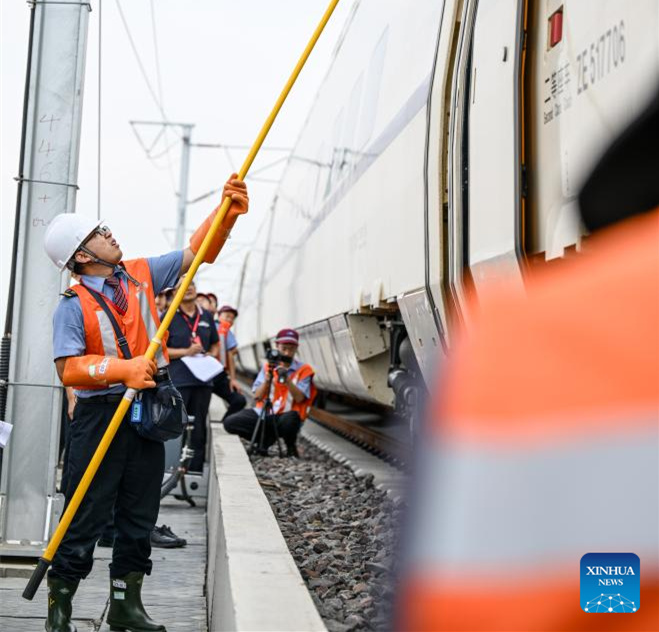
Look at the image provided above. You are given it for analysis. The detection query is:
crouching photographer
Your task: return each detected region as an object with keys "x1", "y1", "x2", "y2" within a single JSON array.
[{"x1": 223, "y1": 329, "x2": 315, "y2": 457}]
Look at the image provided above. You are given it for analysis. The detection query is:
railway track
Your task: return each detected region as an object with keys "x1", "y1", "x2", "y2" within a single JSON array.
[
  {"x1": 308, "y1": 406, "x2": 409, "y2": 467},
  {"x1": 235, "y1": 373, "x2": 410, "y2": 466}
]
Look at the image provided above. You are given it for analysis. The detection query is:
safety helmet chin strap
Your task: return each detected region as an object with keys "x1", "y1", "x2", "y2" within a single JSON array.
[
  {"x1": 70, "y1": 246, "x2": 141, "y2": 287},
  {"x1": 75, "y1": 244, "x2": 117, "y2": 270}
]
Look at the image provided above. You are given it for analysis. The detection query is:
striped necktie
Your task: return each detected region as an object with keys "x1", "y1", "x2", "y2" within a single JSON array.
[{"x1": 105, "y1": 275, "x2": 128, "y2": 315}]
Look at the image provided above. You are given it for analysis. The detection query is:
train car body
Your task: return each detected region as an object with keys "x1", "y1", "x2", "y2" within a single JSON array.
[{"x1": 235, "y1": 0, "x2": 659, "y2": 413}]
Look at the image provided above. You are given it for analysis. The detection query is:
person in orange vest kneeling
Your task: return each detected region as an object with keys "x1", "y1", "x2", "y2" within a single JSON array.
[{"x1": 223, "y1": 328, "x2": 315, "y2": 457}]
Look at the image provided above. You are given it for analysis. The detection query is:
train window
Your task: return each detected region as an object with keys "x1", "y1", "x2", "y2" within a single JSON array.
[{"x1": 356, "y1": 27, "x2": 389, "y2": 150}]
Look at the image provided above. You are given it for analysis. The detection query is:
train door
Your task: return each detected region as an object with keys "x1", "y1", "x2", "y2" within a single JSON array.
[
  {"x1": 466, "y1": 0, "x2": 527, "y2": 293},
  {"x1": 525, "y1": 0, "x2": 659, "y2": 261},
  {"x1": 443, "y1": 0, "x2": 528, "y2": 326}
]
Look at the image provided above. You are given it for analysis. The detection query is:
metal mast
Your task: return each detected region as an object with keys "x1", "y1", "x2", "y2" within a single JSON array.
[
  {"x1": 130, "y1": 121, "x2": 194, "y2": 249},
  {"x1": 0, "y1": 0, "x2": 91, "y2": 555},
  {"x1": 176, "y1": 125, "x2": 193, "y2": 249}
]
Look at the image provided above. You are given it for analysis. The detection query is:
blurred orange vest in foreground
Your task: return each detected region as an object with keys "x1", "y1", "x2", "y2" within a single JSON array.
[{"x1": 397, "y1": 210, "x2": 659, "y2": 632}]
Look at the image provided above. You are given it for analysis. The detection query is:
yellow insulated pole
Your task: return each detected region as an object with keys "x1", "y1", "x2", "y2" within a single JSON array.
[{"x1": 23, "y1": 0, "x2": 341, "y2": 600}]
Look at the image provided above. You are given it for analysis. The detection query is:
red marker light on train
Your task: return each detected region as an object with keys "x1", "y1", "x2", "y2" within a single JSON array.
[{"x1": 549, "y1": 8, "x2": 563, "y2": 49}]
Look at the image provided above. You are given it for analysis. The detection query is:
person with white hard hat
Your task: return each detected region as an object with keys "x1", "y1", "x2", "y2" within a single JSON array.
[{"x1": 42, "y1": 174, "x2": 248, "y2": 632}]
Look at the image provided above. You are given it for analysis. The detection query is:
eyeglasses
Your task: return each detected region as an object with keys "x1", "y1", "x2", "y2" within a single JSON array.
[{"x1": 82, "y1": 225, "x2": 110, "y2": 247}]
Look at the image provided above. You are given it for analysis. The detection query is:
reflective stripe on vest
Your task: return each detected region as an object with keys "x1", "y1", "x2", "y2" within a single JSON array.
[
  {"x1": 137, "y1": 283, "x2": 166, "y2": 368},
  {"x1": 407, "y1": 424, "x2": 658, "y2": 574},
  {"x1": 95, "y1": 310, "x2": 118, "y2": 357}
]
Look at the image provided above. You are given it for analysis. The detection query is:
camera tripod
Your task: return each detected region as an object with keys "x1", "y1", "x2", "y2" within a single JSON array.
[{"x1": 248, "y1": 367, "x2": 284, "y2": 457}]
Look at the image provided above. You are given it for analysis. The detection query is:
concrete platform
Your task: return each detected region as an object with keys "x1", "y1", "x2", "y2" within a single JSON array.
[
  {"x1": 206, "y1": 421, "x2": 326, "y2": 632},
  {"x1": 0, "y1": 496, "x2": 207, "y2": 631}
]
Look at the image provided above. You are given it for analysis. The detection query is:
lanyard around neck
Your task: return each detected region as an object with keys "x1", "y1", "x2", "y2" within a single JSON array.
[{"x1": 179, "y1": 307, "x2": 201, "y2": 336}]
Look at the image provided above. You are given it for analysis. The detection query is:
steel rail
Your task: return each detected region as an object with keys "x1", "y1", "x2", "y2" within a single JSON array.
[{"x1": 309, "y1": 407, "x2": 409, "y2": 465}]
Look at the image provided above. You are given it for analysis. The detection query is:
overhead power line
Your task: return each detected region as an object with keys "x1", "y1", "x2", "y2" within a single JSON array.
[
  {"x1": 114, "y1": 0, "x2": 167, "y2": 121},
  {"x1": 149, "y1": 0, "x2": 165, "y2": 107},
  {"x1": 148, "y1": 0, "x2": 177, "y2": 188}
]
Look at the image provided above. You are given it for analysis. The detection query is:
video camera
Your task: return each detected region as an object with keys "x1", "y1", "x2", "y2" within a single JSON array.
[
  {"x1": 265, "y1": 348, "x2": 293, "y2": 366},
  {"x1": 265, "y1": 348, "x2": 293, "y2": 384}
]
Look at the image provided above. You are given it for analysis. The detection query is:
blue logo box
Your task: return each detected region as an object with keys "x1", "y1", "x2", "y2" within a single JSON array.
[{"x1": 580, "y1": 552, "x2": 640, "y2": 613}]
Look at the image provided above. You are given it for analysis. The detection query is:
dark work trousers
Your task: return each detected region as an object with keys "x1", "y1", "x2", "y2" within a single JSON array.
[
  {"x1": 50, "y1": 398, "x2": 164, "y2": 584},
  {"x1": 223, "y1": 408, "x2": 302, "y2": 449},
  {"x1": 177, "y1": 386, "x2": 212, "y2": 472},
  {"x1": 59, "y1": 421, "x2": 72, "y2": 495},
  {"x1": 212, "y1": 371, "x2": 246, "y2": 418}
]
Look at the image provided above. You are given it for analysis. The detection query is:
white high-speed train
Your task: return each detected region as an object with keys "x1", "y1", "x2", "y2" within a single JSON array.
[{"x1": 235, "y1": 0, "x2": 659, "y2": 414}]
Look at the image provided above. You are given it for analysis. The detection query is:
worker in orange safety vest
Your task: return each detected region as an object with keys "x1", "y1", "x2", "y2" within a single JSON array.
[
  {"x1": 223, "y1": 328, "x2": 316, "y2": 457},
  {"x1": 396, "y1": 90, "x2": 659, "y2": 631},
  {"x1": 43, "y1": 174, "x2": 248, "y2": 632}
]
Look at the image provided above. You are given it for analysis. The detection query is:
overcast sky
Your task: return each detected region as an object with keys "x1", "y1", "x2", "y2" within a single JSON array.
[{"x1": 0, "y1": 0, "x2": 354, "y2": 319}]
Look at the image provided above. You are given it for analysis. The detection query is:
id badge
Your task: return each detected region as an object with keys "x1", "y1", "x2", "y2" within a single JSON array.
[{"x1": 131, "y1": 400, "x2": 143, "y2": 423}]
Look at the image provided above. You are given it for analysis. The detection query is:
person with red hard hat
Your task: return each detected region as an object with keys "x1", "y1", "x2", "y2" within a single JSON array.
[
  {"x1": 211, "y1": 305, "x2": 246, "y2": 419},
  {"x1": 223, "y1": 328, "x2": 316, "y2": 457},
  {"x1": 43, "y1": 174, "x2": 248, "y2": 632}
]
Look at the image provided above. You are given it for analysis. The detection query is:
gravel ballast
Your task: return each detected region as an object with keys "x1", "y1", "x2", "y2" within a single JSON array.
[{"x1": 251, "y1": 438, "x2": 401, "y2": 632}]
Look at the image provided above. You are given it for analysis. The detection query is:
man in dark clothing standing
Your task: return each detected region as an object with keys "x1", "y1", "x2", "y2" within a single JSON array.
[{"x1": 166, "y1": 278, "x2": 220, "y2": 473}]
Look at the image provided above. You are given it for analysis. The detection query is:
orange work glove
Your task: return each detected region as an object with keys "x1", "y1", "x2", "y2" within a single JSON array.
[
  {"x1": 189, "y1": 173, "x2": 249, "y2": 263},
  {"x1": 62, "y1": 355, "x2": 157, "y2": 390}
]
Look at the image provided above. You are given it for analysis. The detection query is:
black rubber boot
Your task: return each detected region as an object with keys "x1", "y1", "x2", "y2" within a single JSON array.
[
  {"x1": 106, "y1": 572, "x2": 166, "y2": 632},
  {"x1": 45, "y1": 576, "x2": 78, "y2": 632}
]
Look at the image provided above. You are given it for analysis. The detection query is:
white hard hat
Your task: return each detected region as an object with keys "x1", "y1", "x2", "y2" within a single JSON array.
[{"x1": 44, "y1": 213, "x2": 104, "y2": 271}]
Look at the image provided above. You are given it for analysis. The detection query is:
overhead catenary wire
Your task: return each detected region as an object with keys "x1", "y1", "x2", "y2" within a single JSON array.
[
  {"x1": 186, "y1": 153, "x2": 290, "y2": 206},
  {"x1": 116, "y1": 0, "x2": 179, "y2": 193},
  {"x1": 148, "y1": 138, "x2": 179, "y2": 160},
  {"x1": 148, "y1": 0, "x2": 177, "y2": 189},
  {"x1": 114, "y1": 0, "x2": 167, "y2": 120}
]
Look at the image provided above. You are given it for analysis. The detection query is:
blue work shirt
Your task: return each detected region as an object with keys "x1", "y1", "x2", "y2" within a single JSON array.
[
  {"x1": 52, "y1": 250, "x2": 183, "y2": 398},
  {"x1": 225, "y1": 329, "x2": 238, "y2": 351},
  {"x1": 251, "y1": 358, "x2": 312, "y2": 413}
]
